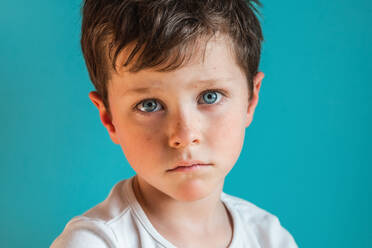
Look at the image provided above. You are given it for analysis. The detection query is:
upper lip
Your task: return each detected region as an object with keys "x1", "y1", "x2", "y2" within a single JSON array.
[{"x1": 168, "y1": 160, "x2": 212, "y2": 171}]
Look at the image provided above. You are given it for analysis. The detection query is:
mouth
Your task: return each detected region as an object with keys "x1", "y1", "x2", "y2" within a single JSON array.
[{"x1": 167, "y1": 160, "x2": 213, "y2": 172}]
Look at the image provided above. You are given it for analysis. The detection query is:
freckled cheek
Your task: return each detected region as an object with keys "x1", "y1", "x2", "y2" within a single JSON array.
[
  {"x1": 118, "y1": 122, "x2": 164, "y2": 170},
  {"x1": 206, "y1": 112, "x2": 245, "y2": 164}
]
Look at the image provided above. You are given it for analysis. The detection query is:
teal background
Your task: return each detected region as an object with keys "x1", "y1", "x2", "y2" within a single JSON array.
[{"x1": 1, "y1": 0, "x2": 371, "y2": 247}]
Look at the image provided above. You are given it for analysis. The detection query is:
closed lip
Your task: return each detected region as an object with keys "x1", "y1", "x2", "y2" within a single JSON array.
[{"x1": 168, "y1": 160, "x2": 212, "y2": 171}]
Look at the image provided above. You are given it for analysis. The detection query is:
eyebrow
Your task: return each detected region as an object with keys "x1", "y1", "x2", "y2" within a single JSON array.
[
  {"x1": 123, "y1": 78, "x2": 232, "y2": 97},
  {"x1": 125, "y1": 87, "x2": 158, "y2": 95}
]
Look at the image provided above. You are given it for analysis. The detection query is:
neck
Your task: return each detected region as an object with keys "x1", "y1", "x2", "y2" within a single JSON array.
[{"x1": 132, "y1": 175, "x2": 229, "y2": 232}]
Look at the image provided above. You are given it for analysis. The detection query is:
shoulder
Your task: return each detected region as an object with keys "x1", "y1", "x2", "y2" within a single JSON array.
[
  {"x1": 50, "y1": 216, "x2": 118, "y2": 248},
  {"x1": 222, "y1": 193, "x2": 298, "y2": 248},
  {"x1": 82, "y1": 179, "x2": 131, "y2": 222},
  {"x1": 51, "y1": 178, "x2": 133, "y2": 248}
]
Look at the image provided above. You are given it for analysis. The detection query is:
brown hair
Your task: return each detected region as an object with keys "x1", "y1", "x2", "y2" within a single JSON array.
[{"x1": 81, "y1": 0, "x2": 264, "y2": 119}]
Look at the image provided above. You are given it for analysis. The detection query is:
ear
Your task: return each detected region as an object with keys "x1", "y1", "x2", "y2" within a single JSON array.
[
  {"x1": 88, "y1": 91, "x2": 120, "y2": 144},
  {"x1": 245, "y1": 72, "x2": 264, "y2": 127}
]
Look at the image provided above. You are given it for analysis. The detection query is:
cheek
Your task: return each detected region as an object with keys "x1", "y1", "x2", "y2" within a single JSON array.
[
  {"x1": 207, "y1": 108, "x2": 246, "y2": 165},
  {"x1": 117, "y1": 121, "x2": 164, "y2": 171}
]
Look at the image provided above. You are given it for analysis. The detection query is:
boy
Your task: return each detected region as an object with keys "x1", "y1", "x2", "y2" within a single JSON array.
[{"x1": 51, "y1": 0, "x2": 298, "y2": 247}]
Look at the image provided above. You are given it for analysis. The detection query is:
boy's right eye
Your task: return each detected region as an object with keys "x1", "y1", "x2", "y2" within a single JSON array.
[{"x1": 135, "y1": 99, "x2": 163, "y2": 114}]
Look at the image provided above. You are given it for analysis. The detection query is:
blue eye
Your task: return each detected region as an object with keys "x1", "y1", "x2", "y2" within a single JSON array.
[
  {"x1": 136, "y1": 99, "x2": 162, "y2": 113},
  {"x1": 200, "y1": 91, "x2": 222, "y2": 105}
]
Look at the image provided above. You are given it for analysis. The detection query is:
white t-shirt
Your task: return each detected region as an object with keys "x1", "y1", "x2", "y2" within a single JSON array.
[{"x1": 51, "y1": 176, "x2": 298, "y2": 248}]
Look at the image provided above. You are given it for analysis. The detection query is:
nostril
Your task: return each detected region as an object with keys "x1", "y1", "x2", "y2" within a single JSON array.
[{"x1": 169, "y1": 136, "x2": 200, "y2": 148}]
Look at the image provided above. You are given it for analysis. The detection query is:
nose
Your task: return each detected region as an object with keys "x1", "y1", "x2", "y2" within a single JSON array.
[{"x1": 168, "y1": 110, "x2": 201, "y2": 149}]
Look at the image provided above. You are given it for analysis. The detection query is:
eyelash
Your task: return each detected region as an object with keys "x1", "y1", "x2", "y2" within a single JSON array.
[{"x1": 133, "y1": 88, "x2": 227, "y2": 116}]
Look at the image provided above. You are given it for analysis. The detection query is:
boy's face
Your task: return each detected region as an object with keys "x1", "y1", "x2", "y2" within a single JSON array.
[{"x1": 90, "y1": 35, "x2": 264, "y2": 202}]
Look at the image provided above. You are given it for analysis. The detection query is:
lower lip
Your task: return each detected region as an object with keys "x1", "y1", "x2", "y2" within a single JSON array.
[{"x1": 168, "y1": 164, "x2": 212, "y2": 172}]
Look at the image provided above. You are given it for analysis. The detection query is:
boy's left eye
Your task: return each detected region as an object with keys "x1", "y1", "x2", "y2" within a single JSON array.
[
  {"x1": 199, "y1": 90, "x2": 223, "y2": 105},
  {"x1": 134, "y1": 90, "x2": 224, "y2": 114}
]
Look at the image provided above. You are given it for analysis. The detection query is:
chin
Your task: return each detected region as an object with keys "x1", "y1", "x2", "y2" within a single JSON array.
[{"x1": 171, "y1": 179, "x2": 214, "y2": 202}]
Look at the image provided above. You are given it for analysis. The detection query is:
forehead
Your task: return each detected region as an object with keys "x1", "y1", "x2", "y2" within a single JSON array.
[{"x1": 108, "y1": 34, "x2": 245, "y2": 93}]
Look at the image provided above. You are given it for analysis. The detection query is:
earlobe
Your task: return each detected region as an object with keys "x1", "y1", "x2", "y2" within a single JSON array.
[{"x1": 88, "y1": 91, "x2": 119, "y2": 144}]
